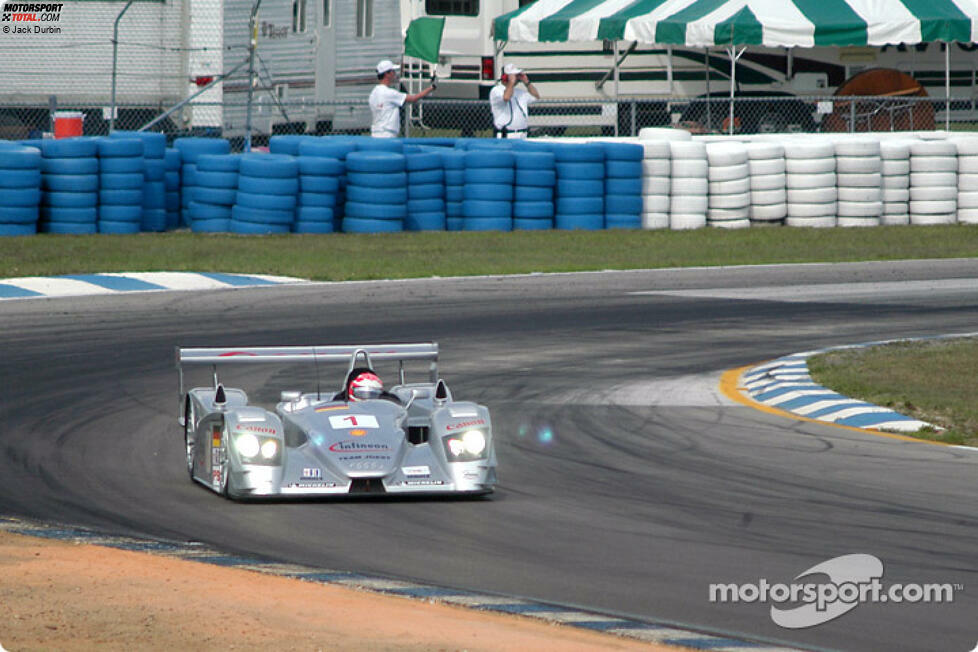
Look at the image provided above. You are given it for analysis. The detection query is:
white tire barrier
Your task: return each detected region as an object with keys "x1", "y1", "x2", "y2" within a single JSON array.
[
  {"x1": 786, "y1": 157, "x2": 836, "y2": 174},
  {"x1": 642, "y1": 212, "x2": 670, "y2": 229},
  {"x1": 787, "y1": 172, "x2": 836, "y2": 189},
  {"x1": 958, "y1": 208, "x2": 978, "y2": 224},
  {"x1": 748, "y1": 157, "x2": 786, "y2": 176},
  {"x1": 642, "y1": 175, "x2": 670, "y2": 195},
  {"x1": 909, "y1": 141, "x2": 957, "y2": 225},
  {"x1": 750, "y1": 173, "x2": 786, "y2": 191},
  {"x1": 836, "y1": 156, "x2": 882, "y2": 174}
]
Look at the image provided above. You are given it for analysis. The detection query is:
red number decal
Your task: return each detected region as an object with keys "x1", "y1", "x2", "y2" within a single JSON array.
[{"x1": 343, "y1": 415, "x2": 359, "y2": 426}]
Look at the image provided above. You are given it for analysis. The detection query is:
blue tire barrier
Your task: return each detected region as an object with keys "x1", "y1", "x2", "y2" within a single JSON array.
[
  {"x1": 605, "y1": 195, "x2": 643, "y2": 214},
  {"x1": 41, "y1": 221, "x2": 98, "y2": 235},
  {"x1": 40, "y1": 138, "x2": 98, "y2": 159},
  {"x1": 555, "y1": 213, "x2": 604, "y2": 230},
  {"x1": 405, "y1": 211, "x2": 446, "y2": 231},
  {"x1": 446, "y1": 201, "x2": 463, "y2": 217},
  {"x1": 515, "y1": 169, "x2": 556, "y2": 187},
  {"x1": 514, "y1": 186, "x2": 552, "y2": 202},
  {"x1": 296, "y1": 206, "x2": 334, "y2": 223},
  {"x1": 298, "y1": 140, "x2": 356, "y2": 160},
  {"x1": 97, "y1": 220, "x2": 141, "y2": 234},
  {"x1": 0, "y1": 206, "x2": 40, "y2": 224},
  {"x1": 555, "y1": 162, "x2": 604, "y2": 180},
  {"x1": 299, "y1": 192, "x2": 337, "y2": 208},
  {"x1": 354, "y1": 139, "x2": 404, "y2": 154},
  {"x1": 41, "y1": 157, "x2": 98, "y2": 175},
  {"x1": 40, "y1": 206, "x2": 97, "y2": 223},
  {"x1": 345, "y1": 171, "x2": 408, "y2": 188},
  {"x1": 96, "y1": 137, "x2": 143, "y2": 158},
  {"x1": 236, "y1": 174, "x2": 300, "y2": 196},
  {"x1": 407, "y1": 168, "x2": 444, "y2": 185},
  {"x1": 602, "y1": 142, "x2": 643, "y2": 161},
  {"x1": 557, "y1": 196, "x2": 603, "y2": 214},
  {"x1": 464, "y1": 150, "x2": 514, "y2": 168},
  {"x1": 236, "y1": 191, "x2": 298, "y2": 212},
  {"x1": 605, "y1": 160, "x2": 643, "y2": 179},
  {"x1": 513, "y1": 201, "x2": 554, "y2": 219},
  {"x1": 464, "y1": 183, "x2": 513, "y2": 202},
  {"x1": 269, "y1": 135, "x2": 315, "y2": 156},
  {"x1": 143, "y1": 181, "x2": 166, "y2": 208},
  {"x1": 165, "y1": 171, "x2": 180, "y2": 190},
  {"x1": 444, "y1": 169, "x2": 465, "y2": 185},
  {"x1": 441, "y1": 151, "x2": 465, "y2": 169},
  {"x1": 463, "y1": 199, "x2": 512, "y2": 219},
  {"x1": 408, "y1": 183, "x2": 445, "y2": 200},
  {"x1": 99, "y1": 157, "x2": 144, "y2": 174},
  {"x1": 111, "y1": 131, "x2": 167, "y2": 159},
  {"x1": 239, "y1": 154, "x2": 299, "y2": 179},
  {"x1": 446, "y1": 186, "x2": 464, "y2": 202},
  {"x1": 192, "y1": 186, "x2": 237, "y2": 206},
  {"x1": 99, "y1": 173, "x2": 144, "y2": 190},
  {"x1": 298, "y1": 156, "x2": 343, "y2": 176},
  {"x1": 144, "y1": 159, "x2": 166, "y2": 182},
  {"x1": 191, "y1": 218, "x2": 231, "y2": 233},
  {"x1": 0, "y1": 168, "x2": 41, "y2": 188},
  {"x1": 463, "y1": 217, "x2": 512, "y2": 231},
  {"x1": 197, "y1": 154, "x2": 241, "y2": 173},
  {"x1": 166, "y1": 193, "x2": 180, "y2": 213},
  {"x1": 99, "y1": 205, "x2": 142, "y2": 221},
  {"x1": 0, "y1": 222, "x2": 37, "y2": 236},
  {"x1": 300, "y1": 175, "x2": 340, "y2": 194},
  {"x1": 605, "y1": 214, "x2": 642, "y2": 229},
  {"x1": 99, "y1": 189, "x2": 143, "y2": 206},
  {"x1": 556, "y1": 179, "x2": 604, "y2": 197},
  {"x1": 45, "y1": 191, "x2": 97, "y2": 208},
  {"x1": 606, "y1": 177, "x2": 643, "y2": 195},
  {"x1": 345, "y1": 185, "x2": 407, "y2": 205},
  {"x1": 2, "y1": 188, "x2": 42, "y2": 207},
  {"x1": 406, "y1": 152, "x2": 442, "y2": 171},
  {"x1": 231, "y1": 204, "x2": 295, "y2": 226},
  {"x1": 173, "y1": 137, "x2": 231, "y2": 163},
  {"x1": 142, "y1": 208, "x2": 167, "y2": 232},
  {"x1": 346, "y1": 151, "x2": 405, "y2": 174},
  {"x1": 464, "y1": 167, "x2": 515, "y2": 184},
  {"x1": 229, "y1": 219, "x2": 291, "y2": 235},
  {"x1": 165, "y1": 148, "x2": 181, "y2": 170},
  {"x1": 344, "y1": 200, "x2": 407, "y2": 220},
  {"x1": 446, "y1": 217, "x2": 464, "y2": 231},
  {"x1": 195, "y1": 170, "x2": 238, "y2": 189},
  {"x1": 341, "y1": 217, "x2": 404, "y2": 233},
  {"x1": 293, "y1": 220, "x2": 334, "y2": 234},
  {"x1": 552, "y1": 143, "x2": 605, "y2": 163},
  {"x1": 190, "y1": 202, "x2": 233, "y2": 220},
  {"x1": 514, "y1": 151, "x2": 556, "y2": 169},
  {"x1": 0, "y1": 145, "x2": 43, "y2": 169},
  {"x1": 513, "y1": 218, "x2": 553, "y2": 230},
  {"x1": 407, "y1": 198, "x2": 444, "y2": 213},
  {"x1": 181, "y1": 164, "x2": 198, "y2": 192}
]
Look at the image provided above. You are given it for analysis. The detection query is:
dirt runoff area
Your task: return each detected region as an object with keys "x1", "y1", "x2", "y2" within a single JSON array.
[{"x1": 0, "y1": 530, "x2": 690, "y2": 651}]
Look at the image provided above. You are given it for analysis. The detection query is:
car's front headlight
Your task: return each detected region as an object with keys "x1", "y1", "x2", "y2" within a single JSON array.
[
  {"x1": 235, "y1": 434, "x2": 281, "y2": 465},
  {"x1": 236, "y1": 433, "x2": 260, "y2": 458},
  {"x1": 443, "y1": 429, "x2": 489, "y2": 461}
]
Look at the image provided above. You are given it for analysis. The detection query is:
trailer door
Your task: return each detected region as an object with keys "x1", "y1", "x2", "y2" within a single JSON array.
[{"x1": 315, "y1": 0, "x2": 336, "y2": 107}]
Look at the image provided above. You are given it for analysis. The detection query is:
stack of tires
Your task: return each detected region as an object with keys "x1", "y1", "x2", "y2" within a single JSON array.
[
  {"x1": 442, "y1": 151, "x2": 466, "y2": 231},
  {"x1": 463, "y1": 149, "x2": 514, "y2": 231},
  {"x1": 39, "y1": 138, "x2": 99, "y2": 234},
  {"x1": 603, "y1": 142, "x2": 643, "y2": 229},
  {"x1": 296, "y1": 153, "x2": 343, "y2": 234},
  {"x1": 834, "y1": 139, "x2": 882, "y2": 228},
  {"x1": 190, "y1": 154, "x2": 239, "y2": 232},
  {"x1": 0, "y1": 144, "x2": 42, "y2": 236},
  {"x1": 954, "y1": 137, "x2": 978, "y2": 225},
  {"x1": 405, "y1": 151, "x2": 445, "y2": 231},
  {"x1": 512, "y1": 149, "x2": 555, "y2": 230},
  {"x1": 269, "y1": 135, "x2": 315, "y2": 156},
  {"x1": 880, "y1": 140, "x2": 911, "y2": 225},
  {"x1": 164, "y1": 148, "x2": 182, "y2": 229},
  {"x1": 909, "y1": 140, "x2": 957, "y2": 225},
  {"x1": 668, "y1": 141, "x2": 708, "y2": 230},
  {"x1": 299, "y1": 139, "x2": 356, "y2": 231},
  {"x1": 706, "y1": 142, "x2": 750, "y2": 229},
  {"x1": 112, "y1": 131, "x2": 167, "y2": 232},
  {"x1": 553, "y1": 143, "x2": 604, "y2": 230},
  {"x1": 343, "y1": 151, "x2": 406, "y2": 233},
  {"x1": 233, "y1": 154, "x2": 298, "y2": 234},
  {"x1": 785, "y1": 140, "x2": 836, "y2": 228},
  {"x1": 96, "y1": 137, "x2": 145, "y2": 234},
  {"x1": 640, "y1": 140, "x2": 670, "y2": 230},
  {"x1": 174, "y1": 138, "x2": 231, "y2": 226},
  {"x1": 746, "y1": 142, "x2": 786, "y2": 226},
  {"x1": 356, "y1": 138, "x2": 404, "y2": 154}
]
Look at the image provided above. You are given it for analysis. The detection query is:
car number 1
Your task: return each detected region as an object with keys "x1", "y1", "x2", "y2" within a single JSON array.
[{"x1": 328, "y1": 414, "x2": 380, "y2": 429}]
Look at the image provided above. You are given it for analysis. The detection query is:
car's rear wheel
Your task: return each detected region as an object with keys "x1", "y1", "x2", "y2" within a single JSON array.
[{"x1": 184, "y1": 402, "x2": 195, "y2": 479}]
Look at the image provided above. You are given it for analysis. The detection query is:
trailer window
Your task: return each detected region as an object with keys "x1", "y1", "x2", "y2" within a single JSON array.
[
  {"x1": 322, "y1": 0, "x2": 330, "y2": 27},
  {"x1": 426, "y1": 0, "x2": 478, "y2": 16},
  {"x1": 518, "y1": 0, "x2": 536, "y2": 5},
  {"x1": 292, "y1": 0, "x2": 306, "y2": 32},
  {"x1": 356, "y1": 0, "x2": 373, "y2": 37}
]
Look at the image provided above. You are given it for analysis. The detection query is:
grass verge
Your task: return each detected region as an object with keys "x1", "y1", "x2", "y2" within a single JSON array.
[
  {"x1": 808, "y1": 337, "x2": 978, "y2": 446},
  {"x1": 2, "y1": 224, "x2": 978, "y2": 281}
]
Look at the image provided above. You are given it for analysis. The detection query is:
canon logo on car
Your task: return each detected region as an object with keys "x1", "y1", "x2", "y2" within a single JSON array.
[
  {"x1": 446, "y1": 418, "x2": 486, "y2": 431},
  {"x1": 236, "y1": 424, "x2": 277, "y2": 434}
]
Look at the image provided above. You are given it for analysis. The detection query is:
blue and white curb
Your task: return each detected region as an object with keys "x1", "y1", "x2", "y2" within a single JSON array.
[
  {"x1": 0, "y1": 272, "x2": 307, "y2": 300},
  {"x1": 0, "y1": 515, "x2": 808, "y2": 652}
]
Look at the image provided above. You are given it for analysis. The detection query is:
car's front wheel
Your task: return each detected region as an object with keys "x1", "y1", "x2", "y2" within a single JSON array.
[{"x1": 184, "y1": 402, "x2": 195, "y2": 479}]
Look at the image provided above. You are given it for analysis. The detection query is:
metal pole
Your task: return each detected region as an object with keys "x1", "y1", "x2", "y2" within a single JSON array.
[
  {"x1": 704, "y1": 47, "x2": 711, "y2": 131},
  {"x1": 728, "y1": 46, "x2": 735, "y2": 134},
  {"x1": 139, "y1": 58, "x2": 251, "y2": 132},
  {"x1": 613, "y1": 40, "x2": 620, "y2": 137},
  {"x1": 245, "y1": 0, "x2": 263, "y2": 152},
  {"x1": 945, "y1": 42, "x2": 951, "y2": 132},
  {"x1": 110, "y1": 0, "x2": 136, "y2": 133}
]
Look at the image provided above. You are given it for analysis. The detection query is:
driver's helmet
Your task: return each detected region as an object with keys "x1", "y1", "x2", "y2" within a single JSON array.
[{"x1": 349, "y1": 371, "x2": 383, "y2": 401}]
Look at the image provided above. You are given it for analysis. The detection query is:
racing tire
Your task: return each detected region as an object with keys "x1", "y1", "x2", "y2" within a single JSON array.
[
  {"x1": 98, "y1": 205, "x2": 142, "y2": 222},
  {"x1": 192, "y1": 186, "x2": 237, "y2": 206},
  {"x1": 299, "y1": 141, "x2": 355, "y2": 161},
  {"x1": 515, "y1": 151, "x2": 555, "y2": 170},
  {"x1": 641, "y1": 158, "x2": 670, "y2": 176},
  {"x1": 785, "y1": 157, "x2": 835, "y2": 174},
  {"x1": 642, "y1": 195, "x2": 669, "y2": 213},
  {"x1": 910, "y1": 172, "x2": 957, "y2": 187},
  {"x1": 515, "y1": 186, "x2": 552, "y2": 202},
  {"x1": 97, "y1": 219, "x2": 141, "y2": 234},
  {"x1": 670, "y1": 158, "x2": 708, "y2": 178},
  {"x1": 405, "y1": 152, "x2": 442, "y2": 172},
  {"x1": 881, "y1": 141, "x2": 912, "y2": 159},
  {"x1": 751, "y1": 188, "x2": 787, "y2": 205},
  {"x1": 0, "y1": 145, "x2": 42, "y2": 169},
  {"x1": 910, "y1": 200, "x2": 957, "y2": 214},
  {"x1": 237, "y1": 175, "x2": 300, "y2": 196},
  {"x1": 445, "y1": 186, "x2": 464, "y2": 202},
  {"x1": 464, "y1": 167, "x2": 515, "y2": 185},
  {"x1": 268, "y1": 135, "x2": 313, "y2": 156},
  {"x1": 836, "y1": 156, "x2": 882, "y2": 174},
  {"x1": 405, "y1": 211, "x2": 446, "y2": 231},
  {"x1": 671, "y1": 177, "x2": 708, "y2": 195},
  {"x1": 407, "y1": 198, "x2": 445, "y2": 213},
  {"x1": 785, "y1": 216, "x2": 836, "y2": 228},
  {"x1": 341, "y1": 217, "x2": 404, "y2": 233},
  {"x1": 708, "y1": 206, "x2": 750, "y2": 221},
  {"x1": 513, "y1": 218, "x2": 553, "y2": 230},
  {"x1": 910, "y1": 156, "x2": 957, "y2": 173},
  {"x1": 882, "y1": 175, "x2": 910, "y2": 189},
  {"x1": 445, "y1": 217, "x2": 464, "y2": 231},
  {"x1": 515, "y1": 169, "x2": 556, "y2": 187},
  {"x1": 236, "y1": 191, "x2": 298, "y2": 212},
  {"x1": 292, "y1": 220, "x2": 334, "y2": 234},
  {"x1": 910, "y1": 186, "x2": 957, "y2": 202},
  {"x1": 952, "y1": 139, "x2": 978, "y2": 156},
  {"x1": 190, "y1": 201, "x2": 233, "y2": 220},
  {"x1": 605, "y1": 195, "x2": 642, "y2": 214},
  {"x1": 40, "y1": 139, "x2": 98, "y2": 159},
  {"x1": 957, "y1": 157, "x2": 978, "y2": 174},
  {"x1": 345, "y1": 200, "x2": 407, "y2": 220},
  {"x1": 706, "y1": 143, "x2": 748, "y2": 167},
  {"x1": 407, "y1": 168, "x2": 445, "y2": 186},
  {"x1": 464, "y1": 183, "x2": 512, "y2": 201},
  {"x1": 837, "y1": 187, "x2": 881, "y2": 202},
  {"x1": 605, "y1": 160, "x2": 642, "y2": 179},
  {"x1": 787, "y1": 202, "x2": 837, "y2": 218},
  {"x1": 408, "y1": 183, "x2": 445, "y2": 200},
  {"x1": 346, "y1": 151, "x2": 406, "y2": 174},
  {"x1": 195, "y1": 170, "x2": 238, "y2": 189},
  {"x1": 355, "y1": 139, "x2": 404, "y2": 154},
  {"x1": 462, "y1": 199, "x2": 512, "y2": 219},
  {"x1": 346, "y1": 184, "x2": 408, "y2": 204},
  {"x1": 554, "y1": 162, "x2": 604, "y2": 180},
  {"x1": 99, "y1": 172, "x2": 145, "y2": 190},
  {"x1": 552, "y1": 143, "x2": 604, "y2": 163},
  {"x1": 111, "y1": 131, "x2": 166, "y2": 159},
  {"x1": 602, "y1": 142, "x2": 643, "y2": 161},
  {"x1": 556, "y1": 196, "x2": 602, "y2": 215},
  {"x1": 1, "y1": 188, "x2": 41, "y2": 207},
  {"x1": 99, "y1": 189, "x2": 143, "y2": 206},
  {"x1": 142, "y1": 208, "x2": 167, "y2": 232},
  {"x1": 958, "y1": 175, "x2": 978, "y2": 192},
  {"x1": 786, "y1": 172, "x2": 836, "y2": 189},
  {"x1": 0, "y1": 168, "x2": 41, "y2": 188},
  {"x1": 746, "y1": 142, "x2": 784, "y2": 159},
  {"x1": 300, "y1": 175, "x2": 340, "y2": 194},
  {"x1": 669, "y1": 141, "x2": 706, "y2": 159},
  {"x1": 709, "y1": 192, "x2": 750, "y2": 210},
  {"x1": 881, "y1": 160, "x2": 911, "y2": 176},
  {"x1": 879, "y1": 214, "x2": 910, "y2": 226},
  {"x1": 296, "y1": 206, "x2": 334, "y2": 224},
  {"x1": 882, "y1": 187, "x2": 910, "y2": 203},
  {"x1": 708, "y1": 163, "x2": 749, "y2": 182},
  {"x1": 96, "y1": 138, "x2": 143, "y2": 158},
  {"x1": 641, "y1": 212, "x2": 669, "y2": 230},
  {"x1": 0, "y1": 222, "x2": 37, "y2": 236},
  {"x1": 910, "y1": 141, "x2": 957, "y2": 157},
  {"x1": 669, "y1": 213, "x2": 707, "y2": 230},
  {"x1": 440, "y1": 151, "x2": 466, "y2": 169},
  {"x1": 606, "y1": 177, "x2": 642, "y2": 195},
  {"x1": 747, "y1": 158, "x2": 786, "y2": 176},
  {"x1": 784, "y1": 141, "x2": 834, "y2": 159},
  {"x1": 98, "y1": 157, "x2": 144, "y2": 174},
  {"x1": 41, "y1": 157, "x2": 98, "y2": 175},
  {"x1": 709, "y1": 218, "x2": 750, "y2": 230},
  {"x1": 670, "y1": 195, "x2": 708, "y2": 214},
  {"x1": 555, "y1": 179, "x2": 603, "y2": 197},
  {"x1": 833, "y1": 139, "x2": 880, "y2": 157},
  {"x1": 40, "y1": 206, "x2": 97, "y2": 224},
  {"x1": 640, "y1": 127, "x2": 691, "y2": 142},
  {"x1": 40, "y1": 221, "x2": 98, "y2": 235},
  {"x1": 750, "y1": 203, "x2": 787, "y2": 221},
  {"x1": 44, "y1": 190, "x2": 97, "y2": 208},
  {"x1": 837, "y1": 201, "x2": 883, "y2": 217},
  {"x1": 298, "y1": 156, "x2": 343, "y2": 177},
  {"x1": 144, "y1": 160, "x2": 166, "y2": 181},
  {"x1": 231, "y1": 204, "x2": 296, "y2": 225},
  {"x1": 444, "y1": 169, "x2": 466, "y2": 185},
  {"x1": 299, "y1": 192, "x2": 337, "y2": 208},
  {"x1": 191, "y1": 217, "x2": 230, "y2": 233},
  {"x1": 958, "y1": 191, "x2": 978, "y2": 209},
  {"x1": 909, "y1": 213, "x2": 956, "y2": 226},
  {"x1": 513, "y1": 201, "x2": 554, "y2": 219},
  {"x1": 463, "y1": 217, "x2": 514, "y2": 232},
  {"x1": 642, "y1": 176, "x2": 670, "y2": 195},
  {"x1": 239, "y1": 154, "x2": 299, "y2": 178},
  {"x1": 0, "y1": 206, "x2": 39, "y2": 225},
  {"x1": 709, "y1": 178, "x2": 750, "y2": 195},
  {"x1": 345, "y1": 171, "x2": 407, "y2": 188},
  {"x1": 957, "y1": 208, "x2": 978, "y2": 224},
  {"x1": 605, "y1": 214, "x2": 641, "y2": 229},
  {"x1": 229, "y1": 219, "x2": 291, "y2": 234}
]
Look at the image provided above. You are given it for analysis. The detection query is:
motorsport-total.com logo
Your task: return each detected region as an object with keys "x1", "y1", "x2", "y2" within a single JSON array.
[{"x1": 1, "y1": 1, "x2": 63, "y2": 35}]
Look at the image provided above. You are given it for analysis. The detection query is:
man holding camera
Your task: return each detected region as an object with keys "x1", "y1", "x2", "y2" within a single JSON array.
[
  {"x1": 369, "y1": 59, "x2": 436, "y2": 138},
  {"x1": 489, "y1": 63, "x2": 540, "y2": 139}
]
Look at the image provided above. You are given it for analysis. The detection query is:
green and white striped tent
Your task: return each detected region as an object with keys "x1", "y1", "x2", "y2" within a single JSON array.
[{"x1": 494, "y1": 0, "x2": 978, "y2": 47}]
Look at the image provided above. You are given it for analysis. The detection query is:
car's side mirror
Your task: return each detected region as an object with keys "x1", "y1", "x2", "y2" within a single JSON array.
[{"x1": 281, "y1": 390, "x2": 302, "y2": 403}]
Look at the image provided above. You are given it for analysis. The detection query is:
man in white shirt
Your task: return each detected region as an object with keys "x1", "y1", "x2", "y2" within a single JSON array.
[
  {"x1": 369, "y1": 59, "x2": 436, "y2": 138},
  {"x1": 488, "y1": 63, "x2": 540, "y2": 139}
]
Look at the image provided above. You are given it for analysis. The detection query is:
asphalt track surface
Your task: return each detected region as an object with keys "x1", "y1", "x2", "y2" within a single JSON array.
[{"x1": 2, "y1": 260, "x2": 977, "y2": 652}]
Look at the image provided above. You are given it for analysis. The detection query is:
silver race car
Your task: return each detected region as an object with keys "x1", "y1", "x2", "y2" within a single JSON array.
[{"x1": 176, "y1": 343, "x2": 497, "y2": 500}]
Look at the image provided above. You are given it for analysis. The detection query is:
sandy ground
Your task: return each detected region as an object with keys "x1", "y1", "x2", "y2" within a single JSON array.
[{"x1": 0, "y1": 530, "x2": 689, "y2": 651}]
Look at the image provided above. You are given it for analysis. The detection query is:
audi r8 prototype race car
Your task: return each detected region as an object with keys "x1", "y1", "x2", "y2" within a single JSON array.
[{"x1": 176, "y1": 343, "x2": 496, "y2": 500}]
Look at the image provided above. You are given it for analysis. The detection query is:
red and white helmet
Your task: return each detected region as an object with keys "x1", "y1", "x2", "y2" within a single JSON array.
[{"x1": 349, "y1": 371, "x2": 383, "y2": 401}]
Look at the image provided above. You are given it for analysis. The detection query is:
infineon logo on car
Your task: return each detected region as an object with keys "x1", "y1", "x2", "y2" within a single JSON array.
[{"x1": 328, "y1": 441, "x2": 391, "y2": 453}]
